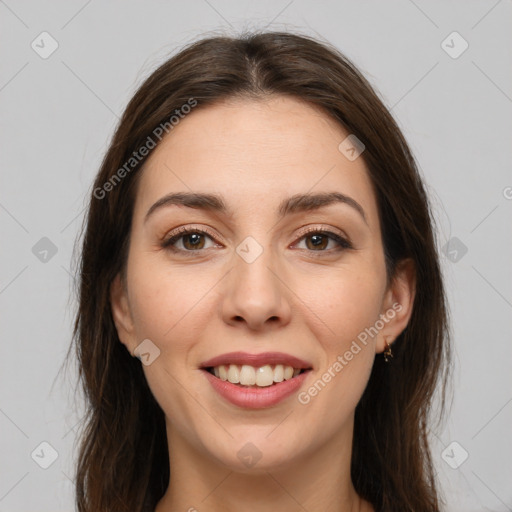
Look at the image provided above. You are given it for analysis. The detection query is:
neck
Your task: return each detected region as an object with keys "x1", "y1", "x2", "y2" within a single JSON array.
[{"x1": 155, "y1": 417, "x2": 373, "y2": 512}]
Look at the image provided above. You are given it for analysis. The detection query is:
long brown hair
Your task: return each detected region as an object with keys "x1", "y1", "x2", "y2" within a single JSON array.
[{"x1": 66, "y1": 31, "x2": 452, "y2": 511}]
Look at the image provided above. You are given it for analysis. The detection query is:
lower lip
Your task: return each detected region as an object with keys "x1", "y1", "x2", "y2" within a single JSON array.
[{"x1": 202, "y1": 369, "x2": 311, "y2": 409}]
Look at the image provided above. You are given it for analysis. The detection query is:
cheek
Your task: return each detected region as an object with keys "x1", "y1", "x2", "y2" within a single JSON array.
[
  {"x1": 125, "y1": 258, "x2": 217, "y2": 442},
  {"x1": 291, "y1": 267, "x2": 383, "y2": 406},
  {"x1": 295, "y1": 266, "x2": 385, "y2": 350},
  {"x1": 127, "y1": 256, "x2": 216, "y2": 346}
]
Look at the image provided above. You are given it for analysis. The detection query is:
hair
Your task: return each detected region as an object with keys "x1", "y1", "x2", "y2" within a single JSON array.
[{"x1": 67, "y1": 31, "x2": 452, "y2": 512}]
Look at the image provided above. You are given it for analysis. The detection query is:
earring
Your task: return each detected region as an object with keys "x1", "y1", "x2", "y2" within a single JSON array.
[{"x1": 383, "y1": 340, "x2": 393, "y2": 363}]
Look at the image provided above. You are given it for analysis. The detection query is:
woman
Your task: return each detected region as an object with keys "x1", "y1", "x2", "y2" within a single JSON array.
[{"x1": 70, "y1": 31, "x2": 452, "y2": 511}]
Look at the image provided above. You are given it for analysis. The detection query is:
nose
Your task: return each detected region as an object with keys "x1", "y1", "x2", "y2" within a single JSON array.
[{"x1": 220, "y1": 247, "x2": 292, "y2": 331}]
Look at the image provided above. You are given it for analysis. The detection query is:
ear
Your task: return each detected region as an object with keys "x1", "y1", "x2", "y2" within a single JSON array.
[
  {"x1": 110, "y1": 273, "x2": 137, "y2": 355},
  {"x1": 375, "y1": 258, "x2": 416, "y2": 354}
]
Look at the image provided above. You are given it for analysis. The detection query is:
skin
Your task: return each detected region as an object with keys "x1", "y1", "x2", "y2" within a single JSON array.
[{"x1": 110, "y1": 95, "x2": 415, "y2": 512}]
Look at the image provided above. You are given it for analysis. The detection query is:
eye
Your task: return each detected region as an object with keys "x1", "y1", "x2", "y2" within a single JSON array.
[
  {"x1": 161, "y1": 226, "x2": 220, "y2": 253},
  {"x1": 294, "y1": 228, "x2": 352, "y2": 252},
  {"x1": 161, "y1": 225, "x2": 352, "y2": 255}
]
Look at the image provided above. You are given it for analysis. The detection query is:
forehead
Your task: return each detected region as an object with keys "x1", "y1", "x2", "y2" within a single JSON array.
[{"x1": 134, "y1": 96, "x2": 379, "y2": 229}]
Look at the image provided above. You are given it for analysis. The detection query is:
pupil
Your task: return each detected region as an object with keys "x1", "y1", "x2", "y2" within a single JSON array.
[
  {"x1": 308, "y1": 234, "x2": 326, "y2": 249},
  {"x1": 185, "y1": 233, "x2": 203, "y2": 248}
]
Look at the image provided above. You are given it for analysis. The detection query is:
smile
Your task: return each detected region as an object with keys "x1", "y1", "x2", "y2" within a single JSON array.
[
  {"x1": 207, "y1": 364, "x2": 306, "y2": 387},
  {"x1": 200, "y1": 351, "x2": 313, "y2": 408}
]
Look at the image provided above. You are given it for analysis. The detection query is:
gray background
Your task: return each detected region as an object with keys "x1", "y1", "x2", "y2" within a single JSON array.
[{"x1": 1, "y1": 1, "x2": 511, "y2": 510}]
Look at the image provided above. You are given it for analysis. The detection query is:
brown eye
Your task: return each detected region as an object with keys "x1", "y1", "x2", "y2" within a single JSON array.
[
  {"x1": 295, "y1": 230, "x2": 352, "y2": 252},
  {"x1": 162, "y1": 228, "x2": 219, "y2": 253},
  {"x1": 304, "y1": 233, "x2": 329, "y2": 250},
  {"x1": 181, "y1": 232, "x2": 206, "y2": 250}
]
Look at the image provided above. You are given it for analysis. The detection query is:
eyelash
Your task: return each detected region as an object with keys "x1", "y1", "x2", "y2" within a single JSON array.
[{"x1": 161, "y1": 225, "x2": 352, "y2": 256}]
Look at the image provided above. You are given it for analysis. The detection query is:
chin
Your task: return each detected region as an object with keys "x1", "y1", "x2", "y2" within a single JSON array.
[{"x1": 203, "y1": 429, "x2": 308, "y2": 473}]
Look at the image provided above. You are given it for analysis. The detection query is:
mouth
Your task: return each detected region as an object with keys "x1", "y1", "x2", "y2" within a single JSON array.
[
  {"x1": 204, "y1": 364, "x2": 311, "y2": 388},
  {"x1": 198, "y1": 352, "x2": 313, "y2": 408}
]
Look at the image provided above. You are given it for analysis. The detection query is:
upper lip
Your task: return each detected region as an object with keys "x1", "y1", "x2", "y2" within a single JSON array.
[{"x1": 200, "y1": 351, "x2": 312, "y2": 370}]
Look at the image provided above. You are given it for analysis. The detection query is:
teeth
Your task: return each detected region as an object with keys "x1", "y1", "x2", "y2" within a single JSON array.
[
  {"x1": 211, "y1": 364, "x2": 304, "y2": 387},
  {"x1": 239, "y1": 365, "x2": 256, "y2": 385},
  {"x1": 283, "y1": 366, "x2": 294, "y2": 380},
  {"x1": 273, "y1": 364, "x2": 284, "y2": 382},
  {"x1": 256, "y1": 365, "x2": 274, "y2": 387},
  {"x1": 227, "y1": 364, "x2": 240, "y2": 383}
]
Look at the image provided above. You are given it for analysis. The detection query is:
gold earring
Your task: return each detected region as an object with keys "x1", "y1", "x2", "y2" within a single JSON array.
[{"x1": 383, "y1": 340, "x2": 393, "y2": 362}]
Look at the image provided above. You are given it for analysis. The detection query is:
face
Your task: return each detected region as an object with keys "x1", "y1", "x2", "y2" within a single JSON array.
[{"x1": 111, "y1": 95, "x2": 414, "y2": 472}]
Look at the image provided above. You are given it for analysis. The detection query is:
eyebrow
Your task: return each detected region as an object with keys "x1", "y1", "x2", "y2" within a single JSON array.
[{"x1": 144, "y1": 191, "x2": 367, "y2": 225}]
